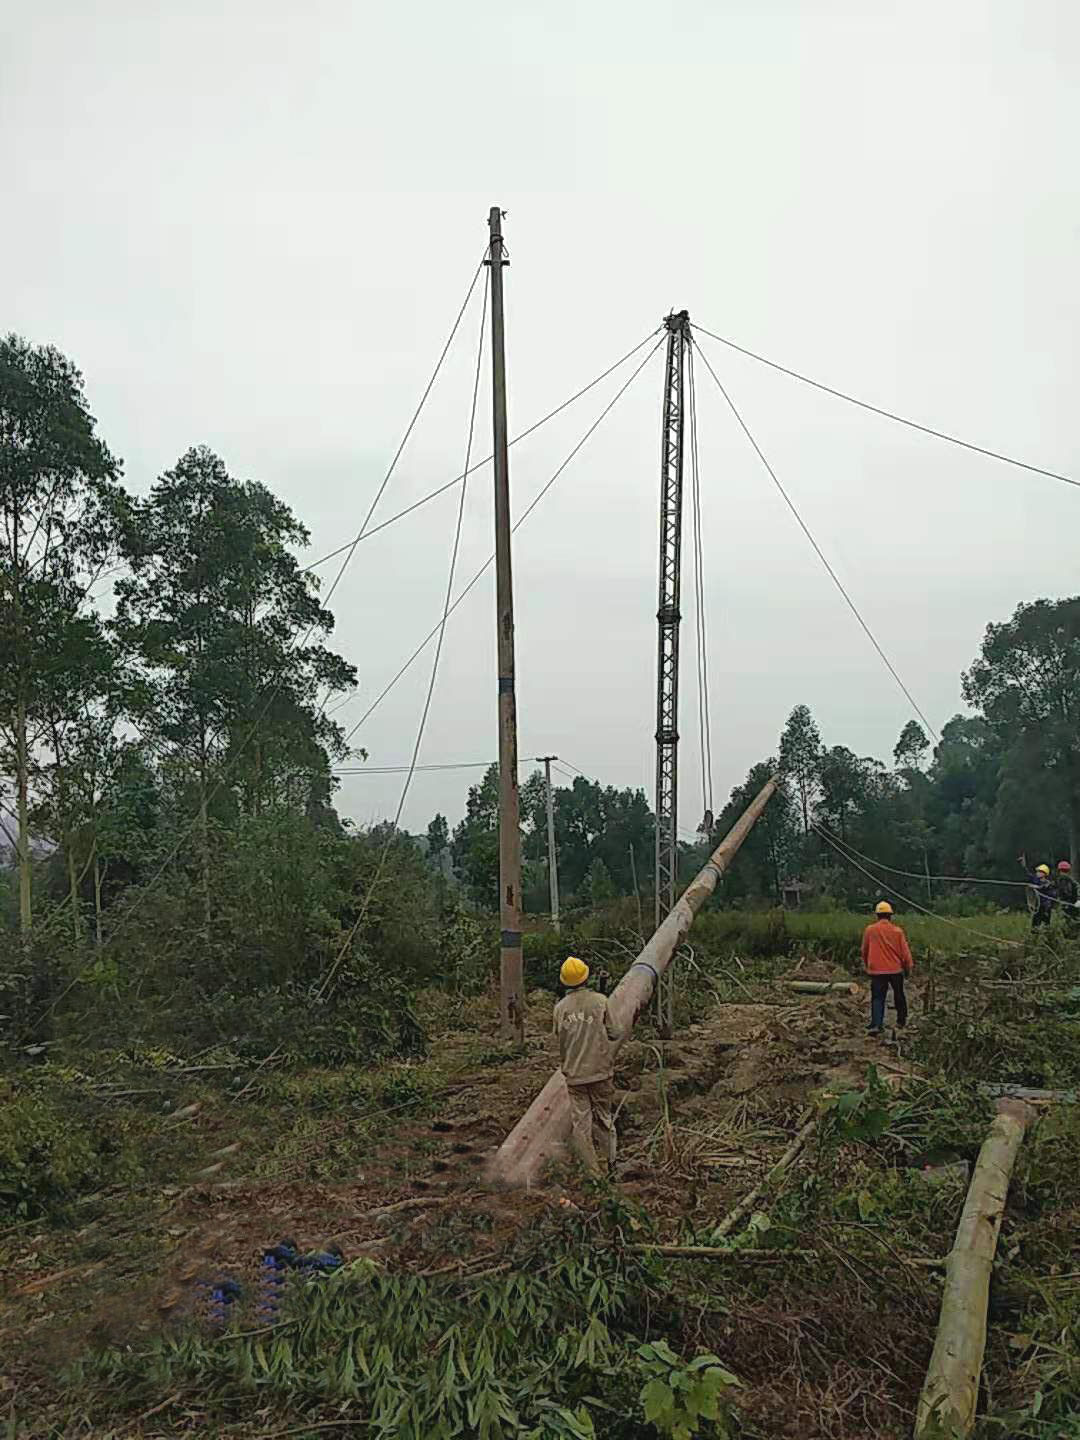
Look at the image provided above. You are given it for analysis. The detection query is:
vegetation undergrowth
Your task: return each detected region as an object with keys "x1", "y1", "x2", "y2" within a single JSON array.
[{"x1": 61, "y1": 1201, "x2": 742, "y2": 1440}]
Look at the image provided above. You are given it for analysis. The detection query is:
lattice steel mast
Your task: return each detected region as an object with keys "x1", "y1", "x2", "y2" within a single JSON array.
[{"x1": 654, "y1": 310, "x2": 690, "y2": 1036}]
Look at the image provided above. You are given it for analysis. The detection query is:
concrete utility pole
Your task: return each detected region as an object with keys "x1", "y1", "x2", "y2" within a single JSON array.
[
  {"x1": 539, "y1": 756, "x2": 560, "y2": 932},
  {"x1": 487, "y1": 206, "x2": 524, "y2": 1046},
  {"x1": 487, "y1": 775, "x2": 778, "y2": 1189}
]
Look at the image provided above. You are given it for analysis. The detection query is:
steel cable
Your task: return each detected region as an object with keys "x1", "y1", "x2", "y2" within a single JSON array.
[
  {"x1": 691, "y1": 335, "x2": 940, "y2": 743},
  {"x1": 693, "y1": 324, "x2": 1080, "y2": 491},
  {"x1": 340, "y1": 336, "x2": 666, "y2": 748}
]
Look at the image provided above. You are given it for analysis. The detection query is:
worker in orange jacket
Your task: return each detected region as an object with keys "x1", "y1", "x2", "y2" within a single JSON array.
[{"x1": 861, "y1": 900, "x2": 913, "y2": 1035}]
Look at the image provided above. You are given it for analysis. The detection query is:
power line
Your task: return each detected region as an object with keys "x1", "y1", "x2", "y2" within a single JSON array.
[
  {"x1": 332, "y1": 758, "x2": 543, "y2": 775},
  {"x1": 299, "y1": 328, "x2": 663, "y2": 576},
  {"x1": 691, "y1": 335, "x2": 940, "y2": 744},
  {"x1": 557, "y1": 759, "x2": 587, "y2": 777},
  {"x1": 811, "y1": 821, "x2": 1022, "y2": 948},
  {"x1": 339, "y1": 335, "x2": 666, "y2": 747},
  {"x1": 316, "y1": 266, "x2": 489, "y2": 1003},
  {"x1": 693, "y1": 324, "x2": 1080, "y2": 492}
]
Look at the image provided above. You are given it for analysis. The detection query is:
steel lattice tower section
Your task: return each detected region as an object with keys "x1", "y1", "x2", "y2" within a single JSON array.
[{"x1": 653, "y1": 309, "x2": 690, "y2": 1037}]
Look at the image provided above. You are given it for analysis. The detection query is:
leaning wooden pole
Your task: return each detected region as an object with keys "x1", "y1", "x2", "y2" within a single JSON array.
[
  {"x1": 914, "y1": 1097, "x2": 1036, "y2": 1439},
  {"x1": 486, "y1": 776, "x2": 778, "y2": 1188}
]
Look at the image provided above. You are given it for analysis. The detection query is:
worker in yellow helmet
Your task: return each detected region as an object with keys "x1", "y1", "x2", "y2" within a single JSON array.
[
  {"x1": 553, "y1": 957, "x2": 621, "y2": 1176},
  {"x1": 1018, "y1": 853, "x2": 1054, "y2": 930},
  {"x1": 861, "y1": 900, "x2": 913, "y2": 1035}
]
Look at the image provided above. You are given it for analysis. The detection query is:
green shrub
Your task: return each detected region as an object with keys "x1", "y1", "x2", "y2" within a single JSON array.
[{"x1": 0, "y1": 1083, "x2": 143, "y2": 1221}]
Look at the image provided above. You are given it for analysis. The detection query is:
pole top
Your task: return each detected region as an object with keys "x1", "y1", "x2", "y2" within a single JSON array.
[
  {"x1": 487, "y1": 207, "x2": 509, "y2": 264},
  {"x1": 663, "y1": 309, "x2": 690, "y2": 333}
]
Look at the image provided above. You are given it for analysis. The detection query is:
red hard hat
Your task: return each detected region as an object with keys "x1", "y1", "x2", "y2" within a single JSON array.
[{"x1": 1058, "y1": 860, "x2": 1072, "y2": 872}]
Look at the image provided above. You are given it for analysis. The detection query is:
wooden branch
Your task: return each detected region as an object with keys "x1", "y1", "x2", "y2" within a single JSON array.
[
  {"x1": 915, "y1": 1098, "x2": 1036, "y2": 1439},
  {"x1": 784, "y1": 980, "x2": 859, "y2": 995},
  {"x1": 979, "y1": 1084, "x2": 1076, "y2": 1104},
  {"x1": 627, "y1": 1244, "x2": 816, "y2": 1261},
  {"x1": 367, "y1": 1195, "x2": 451, "y2": 1221},
  {"x1": 711, "y1": 1116, "x2": 817, "y2": 1240}
]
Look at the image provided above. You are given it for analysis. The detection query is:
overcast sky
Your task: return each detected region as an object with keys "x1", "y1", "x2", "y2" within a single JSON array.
[{"x1": 5, "y1": 1, "x2": 1078, "y2": 833}]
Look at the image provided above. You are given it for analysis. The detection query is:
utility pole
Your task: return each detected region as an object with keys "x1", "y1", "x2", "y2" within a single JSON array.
[
  {"x1": 654, "y1": 310, "x2": 691, "y2": 1038},
  {"x1": 487, "y1": 206, "x2": 524, "y2": 1046},
  {"x1": 539, "y1": 756, "x2": 560, "y2": 932}
]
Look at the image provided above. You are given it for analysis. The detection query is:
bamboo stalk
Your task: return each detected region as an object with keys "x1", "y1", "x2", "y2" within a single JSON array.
[{"x1": 914, "y1": 1098, "x2": 1036, "y2": 1439}]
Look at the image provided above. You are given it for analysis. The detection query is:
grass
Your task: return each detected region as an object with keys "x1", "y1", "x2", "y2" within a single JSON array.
[{"x1": 690, "y1": 906, "x2": 1032, "y2": 963}]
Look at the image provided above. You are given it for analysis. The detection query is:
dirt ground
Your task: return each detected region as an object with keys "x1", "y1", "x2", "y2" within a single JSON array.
[{"x1": 2, "y1": 971, "x2": 931, "y2": 1434}]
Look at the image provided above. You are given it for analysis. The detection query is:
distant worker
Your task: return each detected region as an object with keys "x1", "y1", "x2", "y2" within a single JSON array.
[
  {"x1": 553, "y1": 956, "x2": 620, "y2": 1176},
  {"x1": 1018, "y1": 854, "x2": 1055, "y2": 930},
  {"x1": 861, "y1": 901, "x2": 913, "y2": 1035},
  {"x1": 1056, "y1": 860, "x2": 1079, "y2": 930}
]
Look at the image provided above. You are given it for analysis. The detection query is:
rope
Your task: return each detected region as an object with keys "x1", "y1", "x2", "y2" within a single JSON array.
[
  {"x1": 340, "y1": 336, "x2": 666, "y2": 747},
  {"x1": 318, "y1": 258, "x2": 486, "y2": 610},
  {"x1": 693, "y1": 324, "x2": 1080, "y2": 492},
  {"x1": 810, "y1": 821, "x2": 1023, "y2": 948},
  {"x1": 316, "y1": 269, "x2": 489, "y2": 1003},
  {"x1": 299, "y1": 328, "x2": 663, "y2": 576},
  {"x1": 691, "y1": 335, "x2": 939, "y2": 744}
]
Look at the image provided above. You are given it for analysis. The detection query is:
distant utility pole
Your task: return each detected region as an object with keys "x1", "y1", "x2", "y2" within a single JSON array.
[
  {"x1": 539, "y1": 756, "x2": 561, "y2": 932},
  {"x1": 487, "y1": 206, "x2": 524, "y2": 1046}
]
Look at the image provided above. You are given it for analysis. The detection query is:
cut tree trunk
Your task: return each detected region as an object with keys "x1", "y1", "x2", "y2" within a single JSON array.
[
  {"x1": 66, "y1": 833, "x2": 81, "y2": 943},
  {"x1": 198, "y1": 741, "x2": 211, "y2": 931},
  {"x1": 1068, "y1": 782, "x2": 1080, "y2": 877},
  {"x1": 93, "y1": 848, "x2": 104, "y2": 949},
  {"x1": 15, "y1": 695, "x2": 32, "y2": 931},
  {"x1": 914, "y1": 1098, "x2": 1036, "y2": 1439}
]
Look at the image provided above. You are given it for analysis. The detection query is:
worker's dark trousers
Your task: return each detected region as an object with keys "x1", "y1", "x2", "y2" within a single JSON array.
[
  {"x1": 870, "y1": 972, "x2": 907, "y2": 1031},
  {"x1": 1032, "y1": 907, "x2": 1052, "y2": 930}
]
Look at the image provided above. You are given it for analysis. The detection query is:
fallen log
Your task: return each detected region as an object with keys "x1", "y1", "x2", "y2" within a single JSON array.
[
  {"x1": 784, "y1": 981, "x2": 859, "y2": 995},
  {"x1": 711, "y1": 1115, "x2": 816, "y2": 1240},
  {"x1": 914, "y1": 1098, "x2": 1036, "y2": 1439},
  {"x1": 486, "y1": 778, "x2": 778, "y2": 1188}
]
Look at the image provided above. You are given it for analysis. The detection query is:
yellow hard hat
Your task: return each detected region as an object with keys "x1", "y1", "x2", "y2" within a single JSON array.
[
  {"x1": 875, "y1": 900, "x2": 894, "y2": 915},
  {"x1": 1036, "y1": 864, "x2": 1051, "y2": 876},
  {"x1": 560, "y1": 955, "x2": 589, "y2": 987}
]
